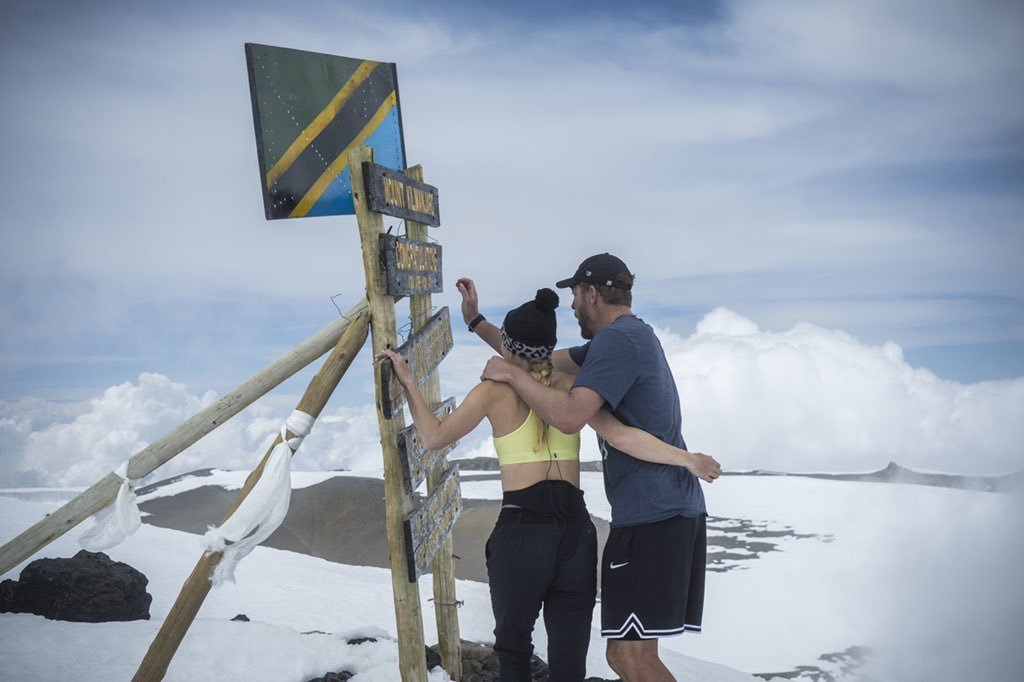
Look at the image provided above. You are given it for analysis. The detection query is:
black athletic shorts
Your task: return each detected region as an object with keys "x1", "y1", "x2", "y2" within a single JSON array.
[{"x1": 600, "y1": 513, "x2": 706, "y2": 640}]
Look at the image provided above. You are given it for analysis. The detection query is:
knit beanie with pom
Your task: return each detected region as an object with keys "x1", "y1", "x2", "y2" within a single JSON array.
[{"x1": 501, "y1": 288, "x2": 559, "y2": 359}]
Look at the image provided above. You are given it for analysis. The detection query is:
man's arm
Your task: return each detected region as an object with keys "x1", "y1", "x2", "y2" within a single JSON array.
[
  {"x1": 481, "y1": 357, "x2": 605, "y2": 433},
  {"x1": 588, "y1": 409, "x2": 722, "y2": 483},
  {"x1": 457, "y1": 277, "x2": 502, "y2": 353}
]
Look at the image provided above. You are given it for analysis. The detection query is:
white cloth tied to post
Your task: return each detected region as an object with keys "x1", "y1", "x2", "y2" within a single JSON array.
[
  {"x1": 79, "y1": 461, "x2": 142, "y2": 552},
  {"x1": 202, "y1": 410, "x2": 314, "y2": 585}
]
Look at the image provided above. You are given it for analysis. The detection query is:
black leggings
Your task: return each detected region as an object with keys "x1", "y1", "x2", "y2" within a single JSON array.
[{"x1": 486, "y1": 508, "x2": 598, "y2": 682}]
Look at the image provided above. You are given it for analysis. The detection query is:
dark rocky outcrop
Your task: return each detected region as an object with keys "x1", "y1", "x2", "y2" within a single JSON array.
[
  {"x1": 306, "y1": 673, "x2": 353, "y2": 682},
  {"x1": 450, "y1": 640, "x2": 546, "y2": 681},
  {"x1": 429, "y1": 640, "x2": 619, "y2": 682},
  {"x1": 307, "y1": 638, "x2": 620, "y2": 682},
  {"x1": 0, "y1": 550, "x2": 151, "y2": 622}
]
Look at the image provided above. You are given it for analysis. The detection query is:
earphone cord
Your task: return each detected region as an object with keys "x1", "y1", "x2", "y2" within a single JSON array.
[{"x1": 543, "y1": 440, "x2": 570, "y2": 521}]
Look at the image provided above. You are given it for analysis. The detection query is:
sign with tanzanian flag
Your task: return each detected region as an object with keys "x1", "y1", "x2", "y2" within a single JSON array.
[{"x1": 245, "y1": 43, "x2": 406, "y2": 220}]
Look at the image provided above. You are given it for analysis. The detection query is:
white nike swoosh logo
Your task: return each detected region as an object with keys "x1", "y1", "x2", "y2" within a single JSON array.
[{"x1": 609, "y1": 561, "x2": 629, "y2": 570}]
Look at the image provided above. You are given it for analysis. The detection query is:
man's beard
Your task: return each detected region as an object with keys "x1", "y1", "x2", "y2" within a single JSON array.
[{"x1": 577, "y1": 312, "x2": 595, "y2": 340}]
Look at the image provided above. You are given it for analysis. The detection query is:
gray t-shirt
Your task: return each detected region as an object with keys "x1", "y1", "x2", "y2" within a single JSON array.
[{"x1": 570, "y1": 315, "x2": 706, "y2": 527}]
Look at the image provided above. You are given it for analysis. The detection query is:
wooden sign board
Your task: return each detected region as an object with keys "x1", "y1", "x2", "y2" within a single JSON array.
[
  {"x1": 397, "y1": 398, "x2": 457, "y2": 493},
  {"x1": 380, "y1": 307, "x2": 453, "y2": 419},
  {"x1": 363, "y1": 161, "x2": 440, "y2": 226},
  {"x1": 245, "y1": 43, "x2": 406, "y2": 220},
  {"x1": 380, "y1": 234, "x2": 443, "y2": 296},
  {"x1": 403, "y1": 464, "x2": 463, "y2": 581}
]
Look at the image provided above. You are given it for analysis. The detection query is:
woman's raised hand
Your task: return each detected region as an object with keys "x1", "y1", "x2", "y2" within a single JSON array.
[{"x1": 456, "y1": 277, "x2": 480, "y2": 326}]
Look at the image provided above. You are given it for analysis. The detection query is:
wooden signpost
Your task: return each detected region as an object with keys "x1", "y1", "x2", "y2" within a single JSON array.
[
  {"x1": 349, "y1": 145, "x2": 462, "y2": 681},
  {"x1": 246, "y1": 45, "x2": 462, "y2": 680},
  {"x1": 403, "y1": 463, "x2": 463, "y2": 581},
  {"x1": 402, "y1": 164, "x2": 462, "y2": 679},
  {"x1": 380, "y1": 234, "x2": 444, "y2": 296},
  {"x1": 397, "y1": 397, "x2": 456, "y2": 493},
  {"x1": 379, "y1": 307, "x2": 453, "y2": 419},
  {"x1": 364, "y1": 160, "x2": 440, "y2": 226}
]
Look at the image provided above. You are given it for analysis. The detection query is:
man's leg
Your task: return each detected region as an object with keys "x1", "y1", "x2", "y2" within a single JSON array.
[
  {"x1": 600, "y1": 516, "x2": 706, "y2": 681},
  {"x1": 606, "y1": 639, "x2": 674, "y2": 682}
]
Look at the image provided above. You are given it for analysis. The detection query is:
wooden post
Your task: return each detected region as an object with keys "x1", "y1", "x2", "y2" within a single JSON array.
[
  {"x1": 0, "y1": 299, "x2": 369, "y2": 578},
  {"x1": 350, "y1": 145, "x2": 428, "y2": 681},
  {"x1": 133, "y1": 309, "x2": 370, "y2": 681},
  {"x1": 406, "y1": 164, "x2": 462, "y2": 679}
]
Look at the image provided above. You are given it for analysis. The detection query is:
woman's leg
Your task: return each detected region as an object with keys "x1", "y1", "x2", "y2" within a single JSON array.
[
  {"x1": 487, "y1": 520, "x2": 559, "y2": 681},
  {"x1": 543, "y1": 519, "x2": 598, "y2": 681}
]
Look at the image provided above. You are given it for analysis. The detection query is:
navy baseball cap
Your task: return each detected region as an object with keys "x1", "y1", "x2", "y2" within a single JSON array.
[{"x1": 555, "y1": 253, "x2": 633, "y2": 290}]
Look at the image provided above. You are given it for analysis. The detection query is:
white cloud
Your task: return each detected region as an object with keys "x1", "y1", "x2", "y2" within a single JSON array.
[
  {"x1": 14, "y1": 374, "x2": 215, "y2": 487},
  {"x1": 2, "y1": 308, "x2": 1020, "y2": 489},
  {"x1": 3, "y1": 373, "x2": 411, "y2": 488},
  {"x1": 666, "y1": 308, "x2": 1024, "y2": 474}
]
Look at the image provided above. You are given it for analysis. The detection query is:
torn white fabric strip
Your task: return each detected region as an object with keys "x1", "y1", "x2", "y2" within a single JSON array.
[
  {"x1": 282, "y1": 410, "x2": 315, "y2": 451},
  {"x1": 79, "y1": 461, "x2": 141, "y2": 552},
  {"x1": 202, "y1": 411, "x2": 315, "y2": 585}
]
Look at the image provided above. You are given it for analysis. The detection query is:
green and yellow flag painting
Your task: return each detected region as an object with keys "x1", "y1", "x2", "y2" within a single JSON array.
[{"x1": 245, "y1": 43, "x2": 406, "y2": 220}]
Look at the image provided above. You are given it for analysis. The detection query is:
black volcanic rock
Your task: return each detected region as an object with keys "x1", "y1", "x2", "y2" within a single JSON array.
[
  {"x1": 0, "y1": 550, "x2": 151, "y2": 622},
  {"x1": 308, "y1": 638, "x2": 620, "y2": 682}
]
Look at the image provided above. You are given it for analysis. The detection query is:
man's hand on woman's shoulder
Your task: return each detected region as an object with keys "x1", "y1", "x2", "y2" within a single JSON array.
[{"x1": 481, "y1": 356, "x2": 514, "y2": 383}]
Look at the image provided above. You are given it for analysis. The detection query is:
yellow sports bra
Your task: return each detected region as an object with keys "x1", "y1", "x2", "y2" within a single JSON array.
[{"x1": 493, "y1": 410, "x2": 580, "y2": 466}]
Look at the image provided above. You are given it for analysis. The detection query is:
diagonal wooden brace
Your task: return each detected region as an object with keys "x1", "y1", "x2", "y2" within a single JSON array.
[
  {"x1": 0, "y1": 299, "x2": 369, "y2": 578},
  {"x1": 132, "y1": 310, "x2": 370, "y2": 682}
]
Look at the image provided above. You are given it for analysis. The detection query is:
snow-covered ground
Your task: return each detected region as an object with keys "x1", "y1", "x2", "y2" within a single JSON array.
[{"x1": 2, "y1": 469, "x2": 1022, "y2": 681}]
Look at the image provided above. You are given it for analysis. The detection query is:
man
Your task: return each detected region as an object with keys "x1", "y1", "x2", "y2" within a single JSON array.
[{"x1": 461, "y1": 254, "x2": 720, "y2": 681}]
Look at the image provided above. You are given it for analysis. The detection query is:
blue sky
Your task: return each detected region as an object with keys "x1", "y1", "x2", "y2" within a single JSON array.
[{"x1": 1, "y1": 0, "x2": 1022, "y2": 406}]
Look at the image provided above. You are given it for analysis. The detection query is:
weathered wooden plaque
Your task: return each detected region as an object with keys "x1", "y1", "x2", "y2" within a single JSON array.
[
  {"x1": 380, "y1": 234, "x2": 443, "y2": 296},
  {"x1": 363, "y1": 161, "x2": 440, "y2": 226},
  {"x1": 380, "y1": 307, "x2": 453, "y2": 419},
  {"x1": 397, "y1": 398, "x2": 457, "y2": 493},
  {"x1": 403, "y1": 464, "x2": 462, "y2": 581}
]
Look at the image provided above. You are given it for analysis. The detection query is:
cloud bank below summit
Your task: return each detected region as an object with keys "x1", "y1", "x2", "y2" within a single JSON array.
[
  {"x1": 2, "y1": 308, "x2": 1020, "y2": 489},
  {"x1": 668, "y1": 308, "x2": 1023, "y2": 475}
]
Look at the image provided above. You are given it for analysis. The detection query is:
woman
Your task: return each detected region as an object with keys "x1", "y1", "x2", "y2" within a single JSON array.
[{"x1": 376, "y1": 288, "x2": 713, "y2": 682}]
